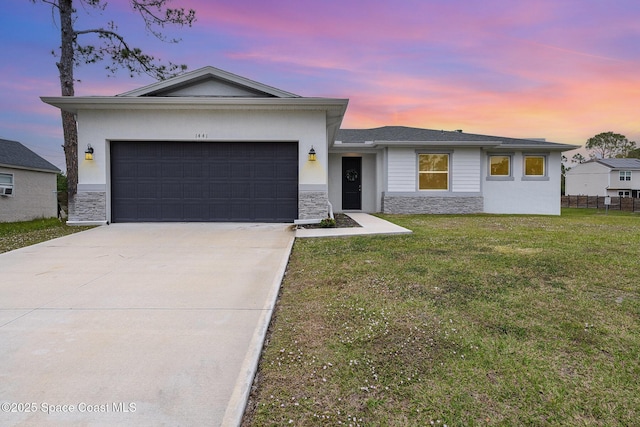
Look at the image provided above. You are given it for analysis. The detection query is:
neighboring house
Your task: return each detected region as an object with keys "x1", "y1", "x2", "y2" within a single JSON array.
[
  {"x1": 41, "y1": 66, "x2": 577, "y2": 225},
  {"x1": 0, "y1": 138, "x2": 60, "y2": 222},
  {"x1": 565, "y1": 158, "x2": 640, "y2": 198}
]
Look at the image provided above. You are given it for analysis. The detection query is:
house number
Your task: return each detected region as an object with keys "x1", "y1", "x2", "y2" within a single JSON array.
[{"x1": 195, "y1": 133, "x2": 208, "y2": 139}]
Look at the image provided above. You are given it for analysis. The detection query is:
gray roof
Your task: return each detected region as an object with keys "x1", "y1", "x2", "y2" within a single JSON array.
[
  {"x1": 0, "y1": 139, "x2": 59, "y2": 172},
  {"x1": 336, "y1": 126, "x2": 576, "y2": 150},
  {"x1": 596, "y1": 158, "x2": 640, "y2": 169}
]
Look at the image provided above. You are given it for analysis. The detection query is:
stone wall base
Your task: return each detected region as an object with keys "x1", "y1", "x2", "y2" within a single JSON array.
[
  {"x1": 68, "y1": 192, "x2": 107, "y2": 222},
  {"x1": 382, "y1": 193, "x2": 484, "y2": 214},
  {"x1": 299, "y1": 191, "x2": 329, "y2": 220},
  {"x1": 68, "y1": 190, "x2": 331, "y2": 222}
]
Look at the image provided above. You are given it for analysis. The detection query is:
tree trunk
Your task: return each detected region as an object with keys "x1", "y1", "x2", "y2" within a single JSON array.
[{"x1": 57, "y1": 0, "x2": 78, "y2": 196}]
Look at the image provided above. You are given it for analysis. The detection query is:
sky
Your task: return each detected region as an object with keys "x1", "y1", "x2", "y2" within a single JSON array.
[{"x1": 1, "y1": 0, "x2": 639, "y2": 170}]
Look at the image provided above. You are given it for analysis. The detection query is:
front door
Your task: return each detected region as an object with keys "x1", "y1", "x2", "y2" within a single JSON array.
[{"x1": 342, "y1": 157, "x2": 362, "y2": 210}]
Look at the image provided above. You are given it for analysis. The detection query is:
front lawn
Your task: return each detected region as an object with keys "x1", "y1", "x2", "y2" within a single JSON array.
[
  {"x1": 0, "y1": 218, "x2": 93, "y2": 253},
  {"x1": 244, "y1": 209, "x2": 640, "y2": 426}
]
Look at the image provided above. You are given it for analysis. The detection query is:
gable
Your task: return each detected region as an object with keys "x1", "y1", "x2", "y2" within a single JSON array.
[
  {"x1": 150, "y1": 77, "x2": 275, "y2": 97},
  {"x1": 565, "y1": 161, "x2": 609, "y2": 175},
  {"x1": 118, "y1": 66, "x2": 300, "y2": 98}
]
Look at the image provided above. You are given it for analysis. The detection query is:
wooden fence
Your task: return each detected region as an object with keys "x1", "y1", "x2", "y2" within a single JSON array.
[{"x1": 562, "y1": 195, "x2": 640, "y2": 212}]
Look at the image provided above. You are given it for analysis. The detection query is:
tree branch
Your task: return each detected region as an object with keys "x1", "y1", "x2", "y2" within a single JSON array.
[
  {"x1": 131, "y1": 0, "x2": 196, "y2": 42},
  {"x1": 74, "y1": 27, "x2": 186, "y2": 79}
]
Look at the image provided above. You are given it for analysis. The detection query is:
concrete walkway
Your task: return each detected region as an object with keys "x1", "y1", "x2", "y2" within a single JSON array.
[
  {"x1": 0, "y1": 223, "x2": 293, "y2": 426},
  {"x1": 295, "y1": 212, "x2": 412, "y2": 238}
]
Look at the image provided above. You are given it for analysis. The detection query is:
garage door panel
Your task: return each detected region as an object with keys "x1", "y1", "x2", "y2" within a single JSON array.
[
  {"x1": 255, "y1": 163, "x2": 276, "y2": 178},
  {"x1": 161, "y1": 162, "x2": 184, "y2": 178},
  {"x1": 230, "y1": 183, "x2": 251, "y2": 198},
  {"x1": 230, "y1": 162, "x2": 251, "y2": 178},
  {"x1": 161, "y1": 203, "x2": 184, "y2": 221},
  {"x1": 210, "y1": 163, "x2": 230, "y2": 178},
  {"x1": 183, "y1": 183, "x2": 204, "y2": 199},
  {"x1": 183, "y1": 203, "x2": 208, "y2": 220},
  {"x1": 138, "y1": 182, "x2": 162, "y2": 199},
  {"x1": 184, "y1": 162, "x2": 204, "y2": 178},
  {"x1": 111, "y1": 141, "x2": 298, "y2": 222}
]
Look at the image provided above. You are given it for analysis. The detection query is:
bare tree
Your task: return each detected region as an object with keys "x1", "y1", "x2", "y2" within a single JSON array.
[{"x1": 32, "y1": 0, "x2": 196, "y2": 195}]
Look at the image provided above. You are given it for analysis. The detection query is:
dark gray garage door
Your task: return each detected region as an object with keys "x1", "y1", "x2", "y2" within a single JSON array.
[{"x1": 111, "y1": 141, "x2": 298, "y2": 222}]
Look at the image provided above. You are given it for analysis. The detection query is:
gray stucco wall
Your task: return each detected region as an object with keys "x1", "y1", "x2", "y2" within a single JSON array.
[
  {"x1": 382, "y1": 192, "x2": 484, "y2": 214},
  {"x1": 0, "y1": 167, "x2": 57, "y2": 222}
]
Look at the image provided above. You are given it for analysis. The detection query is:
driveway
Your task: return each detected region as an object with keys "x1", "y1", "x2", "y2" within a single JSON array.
[{"x1": 0, "y1": 223, "x2": 294, "y2": 426}]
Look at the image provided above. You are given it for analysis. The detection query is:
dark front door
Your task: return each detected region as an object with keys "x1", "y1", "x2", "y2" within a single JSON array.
[{"x1": 342, "y1": 157, "x2": 362, "y2": 210}]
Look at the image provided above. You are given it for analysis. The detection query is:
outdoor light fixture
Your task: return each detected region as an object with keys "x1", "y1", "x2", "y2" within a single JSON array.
[
  {"x1": 308, "y1": 146, "x2": 316, "y2": 161},
  {"x1": 85, "y1": 144, "x2": 94, "y2": 161}
]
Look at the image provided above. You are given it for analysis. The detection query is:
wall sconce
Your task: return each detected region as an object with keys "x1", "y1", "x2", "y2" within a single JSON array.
[
  {"x1": 308, "y1": 146, "x2": 316, "y2": 161},
  {"x1": 84, "y1": 144, "x2": 94, "y2": 161}
]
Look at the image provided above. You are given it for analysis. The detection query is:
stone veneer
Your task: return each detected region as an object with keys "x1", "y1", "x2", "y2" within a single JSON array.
[
  {"x1": 298, "y1": 191, "x2": 329, "y2": 220},
  {"x1": 68, "y1": 192, "x2": 106, "y2": 222},
  {"x1": 382, "y1": 193, "x2": 483, "y2": 214},
  {"x1": 69, "y1": 190, "x2": 327, "y2": 222}
]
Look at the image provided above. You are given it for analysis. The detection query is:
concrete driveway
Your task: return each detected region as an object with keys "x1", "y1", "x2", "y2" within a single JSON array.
[{"x1": 0, "y1": 223, "x2": 294, "y2": 426}]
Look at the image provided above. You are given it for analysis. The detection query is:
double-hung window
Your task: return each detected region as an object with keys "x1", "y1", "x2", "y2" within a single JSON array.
[
  {"x1": 418, "y1": 153, "x2": 449, "y2": 190},
  {"x1": 620, "y1": 171, "x2": 631, "y2": 181}
]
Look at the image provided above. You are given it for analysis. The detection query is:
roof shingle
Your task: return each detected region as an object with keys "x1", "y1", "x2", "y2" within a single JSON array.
[
  {"x1": 596, "y1": 158, "x2": 640, "y2": 169},
  {"x1": 336, "y1": 126, "x2": 573, "y2": 149},
  {"x1": 0, "y1": 139, "x2": 59, "y2": 172}
]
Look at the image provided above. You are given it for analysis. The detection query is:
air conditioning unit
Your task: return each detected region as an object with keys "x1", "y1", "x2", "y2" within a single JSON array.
[{"x1": 0, "y1": 186, "x2": 13, "y2": 196}]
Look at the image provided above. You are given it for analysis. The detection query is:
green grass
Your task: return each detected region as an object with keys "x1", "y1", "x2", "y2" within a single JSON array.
[
  {"x1": 0, "y1": 218, "x2": 93, "y2": 253},
  {"x1": 244, "y1": 208, "x2": 640, "y2": 426}
]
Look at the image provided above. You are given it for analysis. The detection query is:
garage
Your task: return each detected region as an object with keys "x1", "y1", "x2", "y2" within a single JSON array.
[{"x1": 110, "y1": 141, "x2": 298, "y2": 222}]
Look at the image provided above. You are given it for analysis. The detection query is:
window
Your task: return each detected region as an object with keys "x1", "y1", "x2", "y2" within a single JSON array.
[
  {"x1": 620, "y1": 171, "x2": 631, "y2": 181},
  {"x1": 524, "y1": 155, "x2": 545, "y2": 176},
  {"x1": 0, "y1": 173, "x2": 14, "y2": 196},
  {"x1": 419, "y1": 153, "x2": 449, "y2": 190},
  {"x1": 619, "y1": 191, "x2": 630, "y2": 198},
  {"x1": 489, "y1": 155, "x2": 511, "y2": 176}
]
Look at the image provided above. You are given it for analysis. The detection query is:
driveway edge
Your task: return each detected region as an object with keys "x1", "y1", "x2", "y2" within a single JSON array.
[{"x1": 220, "y1": 234, "x2": 295, "y2": 427}]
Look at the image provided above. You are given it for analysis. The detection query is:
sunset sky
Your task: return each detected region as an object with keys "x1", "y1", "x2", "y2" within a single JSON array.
[{"x1": 1, "y1": 0, "x2": 639, "y2": 169}]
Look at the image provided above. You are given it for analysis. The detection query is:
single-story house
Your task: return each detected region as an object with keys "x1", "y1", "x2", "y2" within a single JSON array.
[
  {"x1": 0, "y1": 138, "x2": 60, "y2": 222},
  {"x1": 565, "y1": 158, "x2": 640, "y2": 198},
  {"x1": 41, "y1": 66, "x2": 577, "y2": 225}
]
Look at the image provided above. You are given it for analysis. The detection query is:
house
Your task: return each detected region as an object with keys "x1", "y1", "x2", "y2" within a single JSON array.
[
  {"x1": 41, "y1": 66, "x2": 577, "y2": 225},
  {"x1": 0, "y1": 138, "x2": 60, "y2": 222},
  {"x1": 565, "y1": 158, "x2": 640, "y2": 198}
]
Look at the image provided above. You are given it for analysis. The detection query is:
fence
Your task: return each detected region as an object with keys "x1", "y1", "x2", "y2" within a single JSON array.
[{"x1": 562, "y1": 195, "x2": 640, "y2": 212}]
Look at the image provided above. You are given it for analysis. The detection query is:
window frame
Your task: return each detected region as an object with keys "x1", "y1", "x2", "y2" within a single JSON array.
[
  {"x1": 0, "y1": 172, "x2": 14, "y2": 197},
  {"x1": 487, "y1": 153, "x2": 514, "y2": 181},
  {"x1": 417, "y1": 152, "x2": 451, "y2": 191},
  {"x1": 619, "y1": 171, "x2": 631, "y2": 181},
  {"x1": 522, "y1": 153, "x2": 550, "y2": 181}
]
